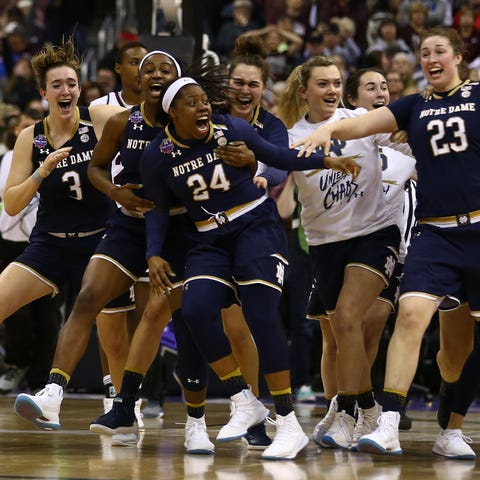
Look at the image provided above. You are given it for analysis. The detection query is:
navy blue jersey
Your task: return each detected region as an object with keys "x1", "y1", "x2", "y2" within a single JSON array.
[
  {"x1": 31, "y1": 106, "x2": 109, "y2": 233},
  {"x1": 115, "y1": 103, "x2": 163, "y2": 188},
  {"x1": 388, "y1": 81, "x2": 480, "y2": 219},
  {"x1": 250, "y1": 104, "x2": 288, "y2": 186},
  {"x1": 141, "y1": 113, "x2": 326, "y2": 236}
]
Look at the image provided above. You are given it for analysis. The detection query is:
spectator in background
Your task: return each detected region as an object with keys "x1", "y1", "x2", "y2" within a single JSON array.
[
  {"x1": 336, "y1": 16, "x2": 363, "y2": 68},
  {"x1": 399, "y1": 2, "x2": 429, "y2": 52},
  {"x1": 454, "y1": 5, "x2": 480, "y2": 63},
  {"x1": 390, "y1": 51, "x2": 420, "y2": 94},
  {"x1": 2, "y1": 23, "x2": 36, "y2": 77},
  {"x1": 316, "y1": 0, "x2": 369, "y2": 49},
  {"x1": 385, "y1": 69, "x2": 406, "y2": 100},
  {"x1": 242, "y1": 21, "x2": 304, "y2": 80},
  {"x1": 3, "y1": 57, "x2": 41, "y2": 110},
  {"x1": 78, "y1": 81, "x2": 103, "y2": 107},
  {"x1": 366, "y1": 0, "x2": 402, "y2": 47},
  {"x1": 367, "y1": 18, "x2": 413, "y2": 57},
  {"x1": 398, "y1": 0, "x2": 452, "y2": 27},
  {"x1": 295, "y1": 31, "x2": 324, "y2": 64},
  {"x1": 214, "y1": 0, "x2": 261, "y2": 59},
  {"x1": 95, "y1": 66, "x2": 118, "y2": 97}
]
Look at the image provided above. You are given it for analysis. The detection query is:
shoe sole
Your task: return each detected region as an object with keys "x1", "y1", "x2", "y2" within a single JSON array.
[
  {"x1": 261, "y1": 434, "x2": 309, "y2": 460},
  {"x1": 321, "y1": 434, "x2": 350, "y2": 450},
  {"x1": 111, "y1": 433, "x2": 139, "y2": 446},
  {"x1": 90, "y1": 423, "x2": 137, "y2": 436},
  {"x1": 185, "y1": 448, "x2": 215, "y2": 455},
  {"x1": 14, "y1": 395, "x2": 60, "y2": 431},
  {"x1": 357, "y1": 438, "x2": 403, "y2": 455},
  {"x1": 241, "y1": 436, "x2": 271, "y2": 450},
  {"x1": 432, "y1": 448, "x2": 476, "y2": 460}
]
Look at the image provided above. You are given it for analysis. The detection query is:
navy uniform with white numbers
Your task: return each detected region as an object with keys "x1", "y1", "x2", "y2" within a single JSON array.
[{"x1": 13, "y1": 106, "x2": 131, "y2": 312}]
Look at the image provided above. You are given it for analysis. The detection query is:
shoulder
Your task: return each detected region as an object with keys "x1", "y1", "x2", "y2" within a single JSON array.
[{"x1": 89, "y1": 94, "x2": 109, "y2": 106}]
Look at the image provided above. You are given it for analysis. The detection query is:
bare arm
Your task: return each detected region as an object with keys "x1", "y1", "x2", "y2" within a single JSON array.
[
  {"x1": 89, "y1": 104, "x2": 126, "y2": 139},
  {"x1": 88, "y1": 109, "x2": 154, "y2": 213},
  {"x1": 4, "y1": 126, "x2": 71, "y2": 215},
  {"x1": 292, "y1": 106, "x2": 398, "y2": 157}
]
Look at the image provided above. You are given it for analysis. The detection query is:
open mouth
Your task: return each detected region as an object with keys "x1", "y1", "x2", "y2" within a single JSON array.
[
  {"x1": 324, "y1": 97, "x2": 337, "y2": 106},
  {"x1": 429, "y1": 67, "x2": 443, "y2": 79},
  {"x1": 58, "y1": 100, "x2": 72, "y2": 113},
  {"x1": 195, "y1": 115, "x2": 210, "y2": 133},
  {"x1": 373, "y1": 101, "x2": 386, "y2": 108},
  {"x1": 149, "y1": 83, "x2": 163, "y2": 96}
]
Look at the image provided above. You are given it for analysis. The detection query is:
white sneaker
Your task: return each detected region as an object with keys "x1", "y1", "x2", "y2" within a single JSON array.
[
  {"x1": 357, "y1": 411, "x2": 402, "y2": 455},
  {"x1": 184, "y1": 415, "x2": 214, "y2": 454},
  {"x1": 350, "y1": 402, "x2": 382, "y2": 451},
  {"x1": 262, "y1": 460, "x2": 308, "y2": 479},
  {"x1": 216, "y1": 388, "x2": 269, "y2": 442},
  {"x1": 312, "y1": 395, "x2": 338, "y2": 447},
  {"x1": 432, "y1": 429, "x2": 476, "y2": 460},
  {"x1": 135, "y1": 398, "x2": 145, "y2": 431},
  {"x1": 321, "y1": 411, "x2": 355, "y2": 449},
  {"x1": 295, "y1": 385, "x2": 316, "y2": 403},
  {"x1": 261, "y1": 411, "x2": 309, "y2": 460},
  {"x1": 14, "y1": 383, "x2": 63, "y2": 430},
  {"x1": 103, "y1": 397, "x2": 114, "y2": 414},
  {"x1": 111, "y1": 431, "x2": 140, "y2": 446},
  {"x1": 0, "y1": 365, "x2": 28, "y2": 393}
]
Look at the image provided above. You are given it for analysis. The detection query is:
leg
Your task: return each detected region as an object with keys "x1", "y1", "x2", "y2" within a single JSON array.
[
  {"x1": 222, "y1": 304, "x2": 259, "y2": 395},
  {"x1": 358, "y1": 296, "x2": 437, "y2": 455}
]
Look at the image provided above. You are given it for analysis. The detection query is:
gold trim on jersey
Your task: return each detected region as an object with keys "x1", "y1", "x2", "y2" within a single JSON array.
[
  {"x1": 194, "y1": 195, "x2": 267, "y2": 231},
  {"x1": 418, "y1": 208, "x2": 480, "y2": 228},
  {"x1": 44, "y1": 106, "x2": 81, "y2": 146},
  {"x1": 432, "y1": 79, "x2": 470, "y2": 99},
  {"x1": 140, "y1": 102, "x2": 155, "y2": 127}
]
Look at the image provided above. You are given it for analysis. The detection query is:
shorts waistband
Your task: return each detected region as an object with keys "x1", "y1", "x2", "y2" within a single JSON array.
[
  {"x1": 48, "y1": 227, "x2": 106, "y2": 239},
  {"x1": 418, "y1": 209, "x2": 480, "y2": 228},
  {"x1": 195, "y1": 195, "x2": 267, "y2": 232}
]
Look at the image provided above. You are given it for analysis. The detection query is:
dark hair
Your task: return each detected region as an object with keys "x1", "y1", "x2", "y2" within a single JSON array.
[
  {"x1": 115, "y1": 41, "x2": 148, "y2": 65},
  {"x1": 420, "y1": 26, "x2": 465, "y2": 57},
  {"x1": 229, "y1": 36, "x2": 270, "y2": 85},
  {"x1": 344, "y1": 68, "x2": 385, "y2": 108},
  {"x1": 156, "y1": 60, "x2": 230, "y2": 125}
]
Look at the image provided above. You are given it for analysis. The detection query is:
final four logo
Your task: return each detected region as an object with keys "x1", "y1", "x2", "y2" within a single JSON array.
[
  {"x1": 160, "y1": 138, "x2": 174, "y2": 154},
  {"x1": 33, "y1": 134, "x2": 48, "y2": 150},
  {"x1": 129, "y1": 110, "x2": 144, "y2": 130}
]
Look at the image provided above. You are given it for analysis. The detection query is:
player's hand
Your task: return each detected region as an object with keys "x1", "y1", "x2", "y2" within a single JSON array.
[
  {"x1": 112, "y1": 183, "x2": 154, "y2": 215},
  {"x1": 147, "y1": 256, "x2": 176, "y2": 295},
  {"x1": 325, "y1": 154, "x2": 362, "y2": 181},
  {"x1": 291, "y1": 125, "x2": 333, "y2": 157},
  {"x1": 215, "y1": 141, "x2": 257, "y2": 175}
]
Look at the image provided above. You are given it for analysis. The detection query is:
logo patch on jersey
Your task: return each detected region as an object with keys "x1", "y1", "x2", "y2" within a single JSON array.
[
  {"x1": 129, "y1": 110, "x2": 144, "y2": 130},
  {"x1": 214, "y1": 129, "x2": 227, "y2": 146},
  {"x1": 80, "y1": 133, "x2": 90, "y2": 143},
  {"x1": 33, "y1": 134, "x2": 48, "y2": 150},
  {"x1": 160, "y1": 138, "x2": 174, "y2": 154}
]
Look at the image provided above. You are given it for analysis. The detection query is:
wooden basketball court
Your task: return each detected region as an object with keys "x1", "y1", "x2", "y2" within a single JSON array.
[{"x1": 0, "y1": 394, "x2": 478, "y2": 479}]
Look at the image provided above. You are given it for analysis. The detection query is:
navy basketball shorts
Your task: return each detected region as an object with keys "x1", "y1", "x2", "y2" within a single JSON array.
[
  {"x1": 185, "y1": 198, "x2": 288, "y2": 298},
  {"x1": 92, "y1": 210, "x2": 148, "y2": 281},
  {"x1": 308, "y1": 224, "x2": 400, "y2": 314},
  {"x1": 13, "y1": 229, "x2": 133, "y2": 311},
  {"x1": 400, "y1": 223, "x2": 480, "y2": 314}
]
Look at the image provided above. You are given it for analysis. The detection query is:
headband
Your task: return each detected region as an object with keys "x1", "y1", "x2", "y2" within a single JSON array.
[
  {"x1": 161, "y1": 77, "x2": 199, "y2": 113},
  {"x1": 138, "y1": 50, "x2": 182, "y2": 76}
]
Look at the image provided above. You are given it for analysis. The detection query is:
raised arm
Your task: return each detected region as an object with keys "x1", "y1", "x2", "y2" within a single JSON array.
[
  {"x1": 4, "y1": 126, "x2": 71, "y2": 215},
  {"x1": 291, "y1": 106, "x2": 398, "y2": 157}
]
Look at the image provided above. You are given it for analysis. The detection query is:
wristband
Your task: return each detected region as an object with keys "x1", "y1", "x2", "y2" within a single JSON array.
[{"x1": 31, "y1": 168, "x2": 45, "y2": 183}]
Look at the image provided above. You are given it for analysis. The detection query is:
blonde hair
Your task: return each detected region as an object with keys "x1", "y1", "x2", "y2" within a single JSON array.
[
  {"x1": 31, "y1": 36, "x2": 81, "y2": 90},
  {"x1": 277, "y1": 56, "x2": 339, "y2": 128}
]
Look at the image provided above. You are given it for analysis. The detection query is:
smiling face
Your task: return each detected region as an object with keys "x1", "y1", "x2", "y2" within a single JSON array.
[
  {"x1": 301, "y1": 64, "x2": 342, "y2": 123},
  {"x1": 228, "y1": 63, "x2": 265, "y2": 121},
  {"x1": 169, "y1": 84, "x2": 212, "y2": 140},
  {"x1": 349, "y1": 71, "x2": 390, "y2": 111},
  {"x1": 139, "y1": 53, "x2": 179, "y2": 104},
  {"x1": 420, "y1": 34, "x2": 462, "y2": 91},
  {"x1": 40, "y1": 65, "x2": 80, "y2": 119}
]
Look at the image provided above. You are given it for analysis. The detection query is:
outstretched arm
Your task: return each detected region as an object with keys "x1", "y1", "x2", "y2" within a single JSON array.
[{"x1": 291, "y1": 106, "x2": 398, "y2": 157}]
